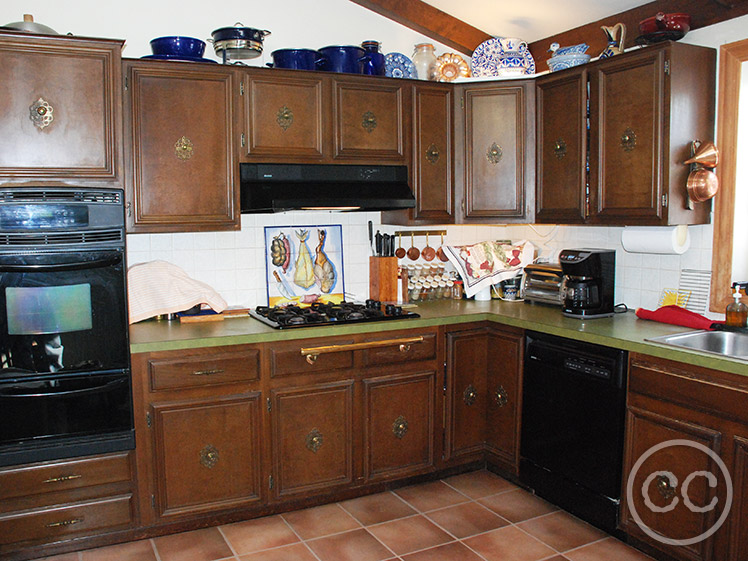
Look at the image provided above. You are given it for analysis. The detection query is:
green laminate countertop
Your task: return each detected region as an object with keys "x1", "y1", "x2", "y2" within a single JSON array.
[{"x1": 129, "y1": 300, "x2": 748, "y2": 377}]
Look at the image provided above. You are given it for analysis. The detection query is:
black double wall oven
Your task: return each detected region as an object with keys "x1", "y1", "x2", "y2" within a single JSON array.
[{"x1": 0, "y1": 188, "x2": 133, "y2": 467}]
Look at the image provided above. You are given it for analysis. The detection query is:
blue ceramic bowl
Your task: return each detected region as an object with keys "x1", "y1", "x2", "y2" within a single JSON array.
[
  {"x1": 150, "y1": 36, "x2": 206, "y2": 58},
  {"x1": 547, "y1": 53, "x2": 591, "y2": 72}
]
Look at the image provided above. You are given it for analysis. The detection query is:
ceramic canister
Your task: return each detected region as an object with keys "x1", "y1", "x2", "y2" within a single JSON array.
[{"x1": 361, "y1": 41, "x2": 386, "y2": 76}]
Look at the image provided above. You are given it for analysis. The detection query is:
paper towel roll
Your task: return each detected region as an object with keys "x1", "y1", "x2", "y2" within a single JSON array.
[{"x1": 621, "y1": 225, "x2": 690, "y2": 254}]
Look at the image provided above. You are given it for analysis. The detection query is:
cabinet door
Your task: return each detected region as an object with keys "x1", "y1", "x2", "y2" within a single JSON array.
[
  {"x1": 411, "y1": 84, "x2": 453, "y2": 222},
  {"x1": 485, "y1": 326, "x2": 523, "y2": 474},
  {"x1": 445, "y1": 328, "x2": 487, "y2": 460},
  {"x1": 621, "y1": 406, "x2": 723, "y2": 561},
  {"x1": 461, "y1": 83, "x2": 532, "y2": 220},
  {"x1": 362, "y1": 370, "x2": 436, "y2": 481},
  {"x1": 0, "y1": 35, "x2": 122, "y2": 185},
  {"x1": 332, "y1": 78, "x2": 406, "y2": 161},
  {"x1": 535, "y1": 68, "x2": 587, "y2": 223},
  {"x1": 728, "y1": 435, "x2": 748, "y2": 561},
  {"x1": 125, "y1": 61, "x2": 240, "y2": 232},
  {"x1": 150, "y1": 393, "x2": 262, "y2": 519},
  {"x1": 271, "y1": 381, "x2": 354, "y2": 499},
  {"x1": 244, "y1": 72, "x2": 327, "y2": 160},
  {"x1": 589, "y1": 49, "x2": 665, "y2": 223}
]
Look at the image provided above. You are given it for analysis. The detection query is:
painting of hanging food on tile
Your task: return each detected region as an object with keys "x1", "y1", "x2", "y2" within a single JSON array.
[{"x1": 264, "y1": 225, "x2": 345, "y2": 306}]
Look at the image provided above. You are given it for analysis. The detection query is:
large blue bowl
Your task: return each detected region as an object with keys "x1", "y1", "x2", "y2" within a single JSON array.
[{"x1": 150, "y1": 36, "x2": 206, "y2": 58}]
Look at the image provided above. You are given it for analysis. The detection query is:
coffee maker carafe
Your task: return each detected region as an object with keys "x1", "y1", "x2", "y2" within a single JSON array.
[{"x1": 559, "y1": 249, "x2": 615, "y2": 318}]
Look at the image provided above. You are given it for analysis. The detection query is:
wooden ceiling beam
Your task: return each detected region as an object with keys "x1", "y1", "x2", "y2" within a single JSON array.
[{"x1": 348, "y1": 0, "x2": 492, "y2": 55}]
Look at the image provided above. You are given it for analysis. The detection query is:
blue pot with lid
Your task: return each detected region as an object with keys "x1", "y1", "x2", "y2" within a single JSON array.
[
  {"x1": 268, "y1": 48, "x2": 325, "y2": 71},
  {"x1": 318, "y1": 45, "x2": 366, "y2": 74}
]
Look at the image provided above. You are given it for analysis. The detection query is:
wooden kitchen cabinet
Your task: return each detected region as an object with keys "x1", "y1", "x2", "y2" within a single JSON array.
[
  {"x1": 243, "y1": 71, "x2": 328, "y2": 161},
  {"x1": 123, "y1": 60, "x2": 241, "y2": 232},
  {"x1": 0, "y1": 451, "x2": 136, "y2": 557},
  {"x1": 622, "y1": 354, "x2": 748, "y2": 561},
  {"x1": 0, "y1": 32, "x2": 123, "y2": 187},
  {"x1": 536, "y1": 41, "x2": 716, "y2": 225},
  {"x1": 445, "y1": 323, "x2": 523, "y2": 474},
  {"x1": 454, "y1": 81, "x2": 535, "y2": 222}
]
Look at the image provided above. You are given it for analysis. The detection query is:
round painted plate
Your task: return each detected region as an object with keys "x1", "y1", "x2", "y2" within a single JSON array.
[
  {"x1": 385, "y1": 52, "x2": 416, "y2": 79},
  {"x1": 471, "y1": 37, "x2": 535, "y2": 77}
]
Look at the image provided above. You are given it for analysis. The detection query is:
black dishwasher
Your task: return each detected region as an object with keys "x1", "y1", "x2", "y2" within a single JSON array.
[{"x1": 520, "y1": 331, "x2": 627, "y2": 534}]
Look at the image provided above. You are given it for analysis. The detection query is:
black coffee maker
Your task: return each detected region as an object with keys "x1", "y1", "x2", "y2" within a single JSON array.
[{"x1": 559, "y1": 249, "x2": 616, "y2": 318}]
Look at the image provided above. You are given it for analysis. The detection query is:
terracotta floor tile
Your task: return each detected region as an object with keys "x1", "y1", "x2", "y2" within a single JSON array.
[
  {"x1": 282, "y1": 502, "x2": 360, "y2": 539},
  {"x1": 394, "y1": 480, "x2": 469, "y2": 512},
  {"x1": 80, "y1": 539, "x2": 157, "y2": 561},
  {"x1": 443, "y1": 469, "x2": 517, "y2": 499},
  {"x1": 237, "y1": 542, "x2": 317, "y2": 561},
  {"x1": 153, "y1": 527, "x2": 233, "y2": 561},
  {"x1": 565, "y1": 537, "x2": 654, "y2": 561},
  {"x1": 463, "y1": 525, "x2": 556, "y2": 561},
  {"x1": 340, "y1": 491, "x2": 417, "y2": 525},
  {"x1": 367, "y1": 514, "x2": 452, "y2": 555},
  {"x1": 426, "y1": 501, "x2": 509, "y2": 538},
  {"x1": 220, "y1": 515, "x2": 299, "y2": 555},
  {"x1": 478, "y1": 488, "x2": 559, "y2": 522},
  {"x1": 518, "y1": 511, "x2": 607, "y2": 552},
  {"x1": 306, "y1": 528, "x2": 393, "y2": 561},
  {"x1": 401, "y1": 541, "x2": 485, "y2": 561}
]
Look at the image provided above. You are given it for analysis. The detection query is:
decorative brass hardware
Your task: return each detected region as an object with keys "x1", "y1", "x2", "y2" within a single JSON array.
[
  {"x1": 44, "y1": 474, "x2": 82, "y2": 484},
  {"x1": 494, "y1": 385, "x2": 508, "y2": 407},
  {"x1": 277, "y1": 105, "x2": 294, "y2": 131},
  {"x1": 29, "y1": 97, "x2": 54, "y2": 129},
  {"x1": 655, "y1": 473, "x2": 676, "y2": 500},
  {"x1": 301, "y1": 336, "x2": 424, "y2": 365},
  {"x1": 199, "y1": 444, "x2": 219, "y2": 468},
  {"x1": 392, "y1": 415, "x2": 408, "y2": 439},
  {"x1": 175, "y1": 136, "x2": 194, "y2": 160},
  {"x1": 553, "y1": 138, "x2": 567, "y2": 159},
  {"x1": 191, "y1": 369, "x2": 225, "y2": 376},
  {"x1": 362, "y1": 111, "x2": 377, "y2": 133},
  {"x1": 306, "y1": 428, "x2": 323, "y2": 452},
  {"x1": 46, "y1": 518, "x2": 83, "y2": 528},
  {"x1": 425, "y1": 144, "x2": 440, "y2": 164},
  {"x1": 486, "y1": 142, "x2": 503, "y2": 164},
  {"x1": 463, "y1": 384, "x2": 478, "y2": 406},
  {"x1": 620, "y1": 128, "x2": 637, "y2": 152}
]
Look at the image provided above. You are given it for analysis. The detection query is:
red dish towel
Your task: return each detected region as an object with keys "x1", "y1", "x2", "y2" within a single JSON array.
[{"x1": 636, "y1": 305, "x2": 723, "y2": 330}]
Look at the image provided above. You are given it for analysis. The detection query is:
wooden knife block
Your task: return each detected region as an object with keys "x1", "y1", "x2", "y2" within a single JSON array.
[{"x1": 369, "y1": 257, "x2": 399, "y2": 302}]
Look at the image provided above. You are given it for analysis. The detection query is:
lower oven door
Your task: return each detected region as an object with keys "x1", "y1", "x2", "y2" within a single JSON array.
[{"x1": 0, "y1": 372, "x2": 134, "y2": 467}]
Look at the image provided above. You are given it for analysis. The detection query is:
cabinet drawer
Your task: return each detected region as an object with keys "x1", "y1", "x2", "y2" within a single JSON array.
[
  {"x1": 0, "y1": 452, "x2": 132, "y2": 502},
  {"x1": 270, "y1": 340, "x2": 354, "y2": 378},
  {"x1": 362, "y1": 333, "x2": 436, "y2": 367},
  {"x1": 0, "y1": 494, "x2": 134, "y2": 545},
  {"x1": 149, "y1": 348, "x2": 260, "y2": 391}
]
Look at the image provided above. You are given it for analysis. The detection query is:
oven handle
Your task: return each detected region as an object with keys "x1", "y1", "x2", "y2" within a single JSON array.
[
  {"x1": 0, "y1": 377, "x2": 127, "y2": 398},
  {"x1": 0, "y1": 253, "x2": 122, "y2": 273}
]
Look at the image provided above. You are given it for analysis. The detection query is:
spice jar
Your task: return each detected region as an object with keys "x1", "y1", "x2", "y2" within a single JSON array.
[{"x1": 451, "y1": 280, "x2": 464, "y2": 299}]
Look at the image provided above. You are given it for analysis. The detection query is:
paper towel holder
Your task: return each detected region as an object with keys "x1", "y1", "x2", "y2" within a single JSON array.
[{"x1": 684, "y1": 140, "x2": 720, "y2": 210}]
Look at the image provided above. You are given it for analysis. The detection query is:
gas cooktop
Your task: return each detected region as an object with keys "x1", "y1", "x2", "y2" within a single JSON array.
[{"x1": 250, "y1": 300, "x2": 419, "y2": 329}]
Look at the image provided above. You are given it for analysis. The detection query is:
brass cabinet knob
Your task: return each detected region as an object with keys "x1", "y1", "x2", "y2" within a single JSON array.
[
  {"x1": 553, "y1": 138, "x2": 567, "y2": 159},
  {"x1": 362, "y1": 111, "x2": 377, "y2": 133},
  {"x1": 392, "y1": 415, "x2": 408, "y2": 439},
  {"x1": 277, "y1": 105, "x2": 294, "y2": 131},
  {"x1": 655, "y1": 473, "x2": 676, "y2": 500},
  {"x1": 486, "y1": 142, "x2": 503, "y2": 164},
  {"x1": 620, "y1": 128, "x2": 637, "y2": 152},
  {"x1": 199, "y1": 444, "x2": 219, "y2": 468},
  {"x1": 425, "y1": 143, "x2": 440, "y2": 164},
  {"x1": 175, "y1": 136, "x2": 194, "y2": 160},
  {"x1": 463, "y1": 384, "x2": 478, "y2": 406},
  {"x1": 494, "y1": 385, "x2": 508, "y2": 408},
  {"x1": 29, "y1": 97, "x2": 54, "y2": 129},
  {"x1": 306, "y1": 428, "x2": 324, "y2": 452}
]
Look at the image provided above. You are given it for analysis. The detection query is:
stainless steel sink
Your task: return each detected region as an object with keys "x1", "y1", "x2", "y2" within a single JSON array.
[{"x1": 646, "y1": 330, "x2": 748, "y2": 361}]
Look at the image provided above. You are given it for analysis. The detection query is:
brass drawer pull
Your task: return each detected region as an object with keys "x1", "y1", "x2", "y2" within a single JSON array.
[
  {"x1": 393, "y1": 415, "x2": 408, "y2": 439},
  {"x1": 46, "y1": 518, "x2": 83, "y2": 528},
  {"x1": 306, "y1": 428, "x2": 323, "y2": 452},
  {"x1": 175, "y1": 136, "x2": 194, "y2": 160},
  {"x1": 277, "y1": 105, "x2": 294, "y2": 130},
  {"x1": 655, "y1": 473, "x2": 676, "y2": 500},
  {"x1": 362, "y1": 110, "x2": 377, "y2": 132},
  {"x1": 486, "y1": 142, "x2": 503, "y2": 164},
  {"x1": 620, "y1": 128, "x2": 637, "y2": 152},
  {"x1": 29, "y1": 97, "x2": 54, "y2": 129},
  {"x1": 44, "y1": 474, "x2": 82, "y2": 484},
  {"x1": 191, "y1": 368, "x2": 225, "y2": 376},
  {"x1": 463, "y1": 384, "x2": 478, "y2": 406},
  {"x1": 494, "y1": 385, "x2": 508, "y2": 407},
  {"x1": 199, "y1": 444, "x2": 219, "y2": 468},
  {"x1": 553, "y1": 138, "x2": 567, "y2": 159},
  {"x1": 425, "y1": 144, "x2": 440, "y2": 164},
  {"x1": 301, "y1": 336, "x2": 424, "y2": 365}
]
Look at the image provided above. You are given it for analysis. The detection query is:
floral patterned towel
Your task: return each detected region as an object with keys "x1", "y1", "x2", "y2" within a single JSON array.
[{"x1": 444, "y1": 240, "x2": 535, "y2": 298}]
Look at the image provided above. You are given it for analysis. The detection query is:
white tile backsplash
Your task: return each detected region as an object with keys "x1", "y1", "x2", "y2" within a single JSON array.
[{"x1": 126, "y1": 215, "x2": 717, "y2": 315}]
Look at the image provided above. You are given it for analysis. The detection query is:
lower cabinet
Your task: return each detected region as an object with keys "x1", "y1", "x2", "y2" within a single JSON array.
[
  {"x1": 445, "y1": 323, "x2": 523, "y2": 474},
  {"x1": 622, "y1": 354, "x2": 748, "y2": 561}
]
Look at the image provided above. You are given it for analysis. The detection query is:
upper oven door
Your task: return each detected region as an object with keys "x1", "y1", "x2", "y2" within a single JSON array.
[{"x1": 0, "y1": 249, "x2": 129, "y2": 378}]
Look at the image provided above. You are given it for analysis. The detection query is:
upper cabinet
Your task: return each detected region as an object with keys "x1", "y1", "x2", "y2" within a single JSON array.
[
  {"x1": 454, "y1": 81, "x2": 535, "y2": 223},
  {"x1": 537, "y1": 42, "x2": 716, "y2": 226},
  {"x1": 0, "y1": 32, "x2": 123, "y2": 187},
  {"x1": 124, "y1": 60, "x2": 241, "y2": 232}
]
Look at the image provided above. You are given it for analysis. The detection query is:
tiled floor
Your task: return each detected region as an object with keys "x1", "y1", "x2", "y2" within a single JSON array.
[{"x1": 34, "y1": 470, "x2": 654, "y2": 561}]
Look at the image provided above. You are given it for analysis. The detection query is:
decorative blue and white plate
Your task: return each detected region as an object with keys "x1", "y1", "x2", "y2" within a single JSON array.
[
  {"x1": 385, "y1": 52, "x2": 416, "y2": 79},
  {"x1": 471, "y1": 37, "x2": 535, "y2": 77}
]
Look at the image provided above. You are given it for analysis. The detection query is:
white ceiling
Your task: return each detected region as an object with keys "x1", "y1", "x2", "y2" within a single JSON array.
[{"x1": 421, "y1": 0, "x2": 654, "y2": 43}]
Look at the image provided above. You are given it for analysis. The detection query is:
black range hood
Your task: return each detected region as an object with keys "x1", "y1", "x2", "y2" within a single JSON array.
[{"x1": 240, "y1": 163, "x2": 415, "y2": 213}]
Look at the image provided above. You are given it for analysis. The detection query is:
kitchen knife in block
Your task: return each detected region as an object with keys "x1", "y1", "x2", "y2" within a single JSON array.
[{"x1": 369, "y1": 257, "x2": 398, "y2": 302}]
